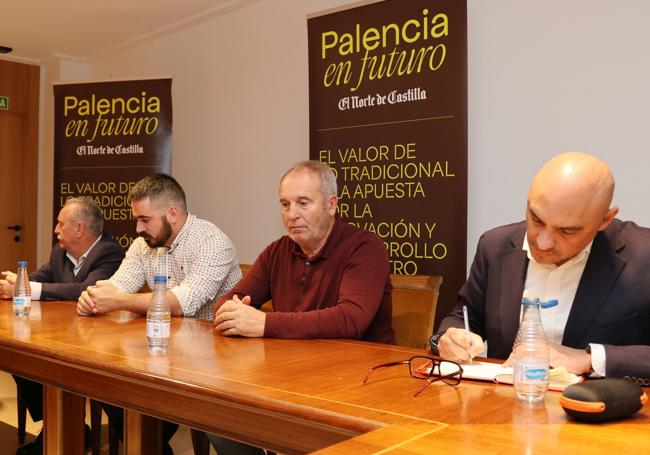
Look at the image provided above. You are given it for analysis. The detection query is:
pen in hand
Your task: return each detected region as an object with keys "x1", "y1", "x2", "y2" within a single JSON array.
[{"x1": 463, "y1": 305, "x2": 473, "y2": 364}]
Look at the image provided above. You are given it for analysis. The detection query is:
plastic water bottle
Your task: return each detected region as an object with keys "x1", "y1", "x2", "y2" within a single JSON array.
[
  {"x1": 512, "y1": 297, "x2": 549, "y2": 403},
  {"x1": 12, "y1": 261, "x2": 31, "y2": 318},
  {"x1": 146, "y1": 275, "x2": 170, "y2": 352}
]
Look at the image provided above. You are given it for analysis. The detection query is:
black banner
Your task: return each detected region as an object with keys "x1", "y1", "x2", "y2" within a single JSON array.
[
  {"x1": 308, "y1": 1, "x2": 467, "y2": 329},
  {"x1": 53, "y1": 78, "x2": 172, "y2": 249}
]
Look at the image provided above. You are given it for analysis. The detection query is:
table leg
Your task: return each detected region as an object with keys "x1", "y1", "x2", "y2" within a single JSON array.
[
  {"x1": 124, "y1": 409, "x2": 162, "y2": 455},
  {"x1": 43, "y1": 385, "x2": 85, "y2": 455}
]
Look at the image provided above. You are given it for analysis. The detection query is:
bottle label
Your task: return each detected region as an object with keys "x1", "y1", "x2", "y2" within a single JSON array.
[
  {"x1": 13, "y1": 297, "x2": 31, "y2": 307},
  {"x1": 514, "y1": 361, "x2": 549, "y2": 384},
  {"x1": 147, "y1": 320, "x2": 170, "y2": 338}
]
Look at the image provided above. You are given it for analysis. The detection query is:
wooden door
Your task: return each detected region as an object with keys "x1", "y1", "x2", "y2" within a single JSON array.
[{"x1": 0, "y1": 59, "x2": 39, "y2": 272}]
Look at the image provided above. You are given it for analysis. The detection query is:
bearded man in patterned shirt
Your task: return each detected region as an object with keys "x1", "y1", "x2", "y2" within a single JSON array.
[
  {"x1": 77, "y1": 173, "x2": 240, "y2": 319},
  {"x1": 77, "y1": 173, "x2": 241, "y2": 454}
]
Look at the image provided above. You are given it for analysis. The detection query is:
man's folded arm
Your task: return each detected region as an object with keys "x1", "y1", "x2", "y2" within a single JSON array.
[
  {"x1": 36, "y1": 245, "x2": 124, "y2": 300},
  {"x1": 264, "y1": 302, "x2": 376, "y2": 339},
  {"x1": 29, "y1": 262, "x2": 54, "y2": 284},
  {"x1": 265, "y1": 244, "x2": 388, "y2": 340},
  {"x1": 603, "y1": 344, "x2": 650, "y2": 378},
  {"x1": 171, "y1": 238, "x2": 240, "y2": 317},
  {"x1": 40, "y1": 259, "x2": 122, "y2": 300},
  {"x1": 213, "y1": 255, "x2": 272, "y2": 316}
]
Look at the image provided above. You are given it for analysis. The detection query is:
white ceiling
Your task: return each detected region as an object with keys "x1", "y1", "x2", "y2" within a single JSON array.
[{"x1": 0, "y1": 0, "x2": 252, "y2": 62}]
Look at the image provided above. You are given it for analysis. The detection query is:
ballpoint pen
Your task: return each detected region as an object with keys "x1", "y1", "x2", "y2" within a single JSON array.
[{"x1": 463, "y1": 305, "x2": 473, "y2": 364}]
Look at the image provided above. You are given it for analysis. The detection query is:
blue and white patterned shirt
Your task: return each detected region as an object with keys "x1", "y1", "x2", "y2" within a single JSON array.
[{"x1": 110, "y1": 213, "x2": 241, "y2": 320}]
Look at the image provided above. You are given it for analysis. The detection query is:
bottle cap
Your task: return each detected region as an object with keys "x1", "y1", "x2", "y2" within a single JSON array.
[
  {"x1": 522, "y1": 297, "x2": 558, "y2": 308},
  {"x1": 153, "y1": 275, "x2": 167, "y2": 283},
  {"x1": 17, "y1": 261, "x2": 27, "y2": 267},
  {"x1": 540, "y1": 299, "x2": 559, "y2": 309}
]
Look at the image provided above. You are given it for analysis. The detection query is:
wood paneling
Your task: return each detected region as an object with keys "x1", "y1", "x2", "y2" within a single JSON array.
[
  {"x1": 0, "y1": 58, "x2": 39, "y2": 271},
  {"x1": 43, "y1": 385, "x2": 85, "y2": 454}
]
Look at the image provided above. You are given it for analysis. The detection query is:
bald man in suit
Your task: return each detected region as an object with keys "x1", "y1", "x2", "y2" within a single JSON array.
[{"x1": 434, "y1": 152, "x2": 650, "y2": 382}]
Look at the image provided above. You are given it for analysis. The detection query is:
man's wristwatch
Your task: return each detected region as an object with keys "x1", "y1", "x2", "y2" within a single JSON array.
[{"x1": 430, "y1": 330, "x2": 447, "y2": 355}]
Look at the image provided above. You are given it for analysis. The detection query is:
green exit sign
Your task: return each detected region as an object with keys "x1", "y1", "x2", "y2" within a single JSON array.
[{"x1": 0, "y1": 96, "x2": 8, "y2": 110}]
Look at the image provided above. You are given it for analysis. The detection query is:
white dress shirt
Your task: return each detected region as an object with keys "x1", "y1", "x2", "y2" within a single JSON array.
[{"x1": 522, "y1": 234, "x2": 605, "y2": 376}]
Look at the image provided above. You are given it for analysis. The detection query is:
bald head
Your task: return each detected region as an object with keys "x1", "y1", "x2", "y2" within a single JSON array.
[
  {"x1": 526, "y1": 152, "x2": 618, "y2": 266},
  {"x1": 530, "y1": 152, "x2": 614, "y2": 216}
]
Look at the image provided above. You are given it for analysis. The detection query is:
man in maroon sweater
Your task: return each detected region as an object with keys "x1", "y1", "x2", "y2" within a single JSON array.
[
  {"x1": 213, "y1": 159, "x2": 394, "y2": 344},
  {"x1": 210, "y1": 160, "x2": 394, "y2": 454}
]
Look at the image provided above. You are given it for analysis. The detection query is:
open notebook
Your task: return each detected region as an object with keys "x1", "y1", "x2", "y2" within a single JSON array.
[{"x1": 434, "y1": 361, "x2": 583, "y2": 391}]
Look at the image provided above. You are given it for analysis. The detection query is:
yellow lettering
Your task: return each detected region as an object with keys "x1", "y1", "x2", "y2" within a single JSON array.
[
  {"x1": 402, "y1": 19, "x2": 421, "y2": 44},
  {"x1": 430, "y1": 13, "x2": 449, "y2": 38},
  {"x1": 321, "y1": 31, "x2": 338, "y2": 59},
  {"x1": 64, "y1": 119, "x2": 88, "y2": 137},
  {"x1": 323, "y1": 61, "x2": 352, "y2": 87},
  {"x1": 362, "y1": 28, "x2": 380, "y2": 52},
  {"x1": 63, "y1": 96, "x2": 78, "y2": 116}
]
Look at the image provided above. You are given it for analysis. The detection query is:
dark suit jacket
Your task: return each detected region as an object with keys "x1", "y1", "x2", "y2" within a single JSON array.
[
  {"x1": 439, "y1": 219, "x2": 650, "y2": 379},
  {"x1": 30, "y1": 234, "x2": 125, "y2": 300}
]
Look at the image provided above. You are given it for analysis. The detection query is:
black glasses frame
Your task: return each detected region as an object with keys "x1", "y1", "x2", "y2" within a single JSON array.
[{"x1": 363, "y1": 356, "x2": 463, "y2": 396}]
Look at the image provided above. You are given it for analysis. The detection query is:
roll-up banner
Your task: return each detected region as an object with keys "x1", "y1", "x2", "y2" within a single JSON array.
[
  {"x1": 53, "y1": 78, "x2": 172, "y2": 250},
  {"x1": 308, "y1": 1, "x2": 467, "y2": 329}
]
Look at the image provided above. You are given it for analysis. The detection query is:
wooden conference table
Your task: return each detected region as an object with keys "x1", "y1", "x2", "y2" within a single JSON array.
[{"x1": 0, "y1": 301, "x2": 648, "y2": 454}]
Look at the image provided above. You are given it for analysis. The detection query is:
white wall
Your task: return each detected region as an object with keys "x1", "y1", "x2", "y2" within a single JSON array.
[
  {"x1": 467, "y1": 0, "x2": 650, "y2": 260},
  {"x1": 86, "y1": 0, "x2": 358, "y2": 264},
  {"x1": 37, "y1": 0, "x2": 650, "y2": 271},
  {"x1": 37, "y1": 56, "x2": 92, "y2": 262}
]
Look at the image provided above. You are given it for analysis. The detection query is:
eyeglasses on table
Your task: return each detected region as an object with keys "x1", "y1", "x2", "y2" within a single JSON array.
[{"x1": 363, "y1": 356, "x2": 463, "y2": 396}]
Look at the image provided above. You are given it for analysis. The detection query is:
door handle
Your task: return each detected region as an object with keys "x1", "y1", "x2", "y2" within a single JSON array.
[{"x1": 7, "y1": 225, "x2": 22, "y2": 232}]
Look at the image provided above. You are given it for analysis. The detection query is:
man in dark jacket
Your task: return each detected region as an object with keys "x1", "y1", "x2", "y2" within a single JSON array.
[
  {"x1": 1, "y1": 197, "x2": 124, "y2": 455},
  {"x1": 434, "y1": 152, "x2": 650, "y2": 382}
]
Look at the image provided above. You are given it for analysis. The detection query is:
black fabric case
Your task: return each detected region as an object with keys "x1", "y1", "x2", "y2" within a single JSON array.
[{"x1": 560, "y1": 378, "x2": 647, "y2": 422}]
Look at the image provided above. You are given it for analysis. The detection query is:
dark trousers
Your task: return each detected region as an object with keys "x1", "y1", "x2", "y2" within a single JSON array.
[
  {"x1": 207, "y1": 434, "x2": 267, "y2": 455},
  {"x1": 101, "y1": 402, "x2": 178, "y2": 454},
  {"x1": 14, "y1": 375, "x2": 43, "y2": 422}
]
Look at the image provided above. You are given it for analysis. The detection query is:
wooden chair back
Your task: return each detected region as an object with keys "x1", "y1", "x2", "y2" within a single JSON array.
[
  {"x1": 238, "y1": 264, "x2": 441, "y2": 349},
  {"x1": 390, "y1": 274, "x2": 442, "y2": 350}
]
